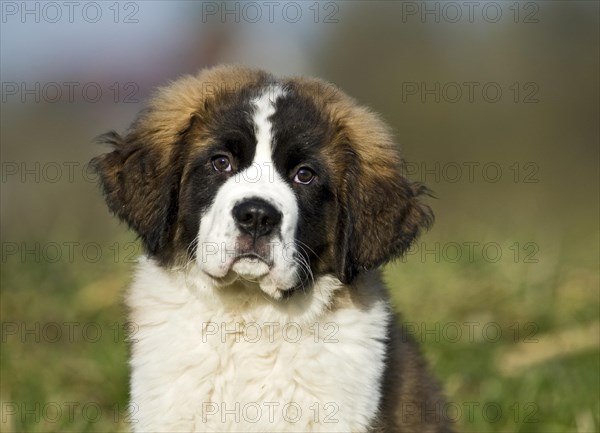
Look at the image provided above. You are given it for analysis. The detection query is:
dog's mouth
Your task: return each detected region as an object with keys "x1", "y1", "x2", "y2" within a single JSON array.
[
  {"x1": 230, "y1": 253, "x2": 271, "y2": 281},
  {"x1": 198, "y1": 242, "x2": 300, "y2": 300},
  {"x1": 202, "y1": 252, "x2": 272, "y2": 283}
]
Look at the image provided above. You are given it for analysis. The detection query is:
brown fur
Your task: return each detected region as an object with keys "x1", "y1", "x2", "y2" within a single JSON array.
[
  {"x1": 283, "y1": 76, "x2": 433, "y2": 281},
  {"x1": 92, "y1": 65, "x2": 450, "y2": 432},
  {"x1": 92, "y1": 66, "x2": 274, "y2": 262}
]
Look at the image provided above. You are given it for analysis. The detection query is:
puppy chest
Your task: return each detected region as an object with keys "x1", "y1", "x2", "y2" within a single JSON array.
[{"x1": 134, "y1": 312, "x2": 388, "y2": 431}]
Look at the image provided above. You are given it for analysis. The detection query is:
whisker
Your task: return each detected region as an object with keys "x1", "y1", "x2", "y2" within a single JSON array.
[
  {"x1": 295, "y1": 239, "x2": 326, "y2": 266},
  {"x1": 291, "y1": 250, "x2": 314, "y2": 291}
]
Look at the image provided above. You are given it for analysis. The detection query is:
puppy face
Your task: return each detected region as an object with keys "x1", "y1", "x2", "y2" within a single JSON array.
[{"x1": 92, "y1": 65, "x2": 432, "y2": 300}]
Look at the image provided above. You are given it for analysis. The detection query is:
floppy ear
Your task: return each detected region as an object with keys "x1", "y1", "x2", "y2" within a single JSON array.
[
  {"x1": 90, "y1": 129, "x2": 183, "y2": 261},
  {"x1": 90, "y1": 66, "x2": 271, "y2": 263},
  {"x1": 288, "y1": 78, "x2": 434, "y2": 284},
  {"x1": 335, "y1": 147, "x2": 433, "y2": 284}
]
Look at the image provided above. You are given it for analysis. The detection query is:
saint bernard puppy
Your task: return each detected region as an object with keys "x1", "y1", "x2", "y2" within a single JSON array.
[{"x1": 92, "y1": 65, "x2": 452, "y2": 432}]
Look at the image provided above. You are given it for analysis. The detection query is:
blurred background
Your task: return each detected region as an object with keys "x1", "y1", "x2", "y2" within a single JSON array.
[{"x1": 1, "y1": 1, "x2": 598, "y2": 432}]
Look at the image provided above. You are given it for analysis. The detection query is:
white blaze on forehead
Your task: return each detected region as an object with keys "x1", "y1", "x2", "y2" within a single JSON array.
[
  {"x1": 196, "y1": 85, "x2": 301, "y2": 296},
  {"x1": 251, "y1": 86, "x2": 285, "y2": 166}
]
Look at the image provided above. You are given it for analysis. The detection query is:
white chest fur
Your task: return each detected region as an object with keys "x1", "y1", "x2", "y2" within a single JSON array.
[{"x1": 127, "y1": 258, "x2": 389, "y2": 433}]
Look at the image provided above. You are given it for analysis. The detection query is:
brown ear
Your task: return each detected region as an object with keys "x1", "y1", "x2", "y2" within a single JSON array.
[
  {"x1": 336, "y1": 158, "x2": 433, "y2": 283},
  {"x1": 90, "y1": 130, "x2": 183, "y2": 261},
  {"x1": 285, "y1": 76, "x2": 433, "y2": 283},
  {"x1": 90, "y1": 66, "x2": 271, "y2": 263}
]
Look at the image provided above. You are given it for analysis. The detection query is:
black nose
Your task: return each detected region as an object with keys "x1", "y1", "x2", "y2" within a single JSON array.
[{"x1": 232, "y1": 198, "x2": 282, "y2": 238}]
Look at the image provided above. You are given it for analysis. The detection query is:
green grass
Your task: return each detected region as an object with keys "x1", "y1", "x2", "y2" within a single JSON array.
[
  {"x1": 1, "y1": 226, "x2": 598, "y2": 432},
  {"x1": 385, "y1": 227, "x2": 599, "y2": 433},
  {"x1": 1, "y1": 237, "x2": 133, "y2": 433}
]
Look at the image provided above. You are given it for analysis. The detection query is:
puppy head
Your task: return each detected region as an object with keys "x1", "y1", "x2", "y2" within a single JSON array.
[{"x1": 92, "y1": 65, "x2": 432, "y2": 299}]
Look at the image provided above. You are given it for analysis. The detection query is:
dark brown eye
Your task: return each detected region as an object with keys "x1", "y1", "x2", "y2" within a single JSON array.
[
  {"x1": 212, "y1": 155, "x2": 232, "y2": 172},
  {"x1": 293, "y1": 167, "x2": 315, "y2": 185}
]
